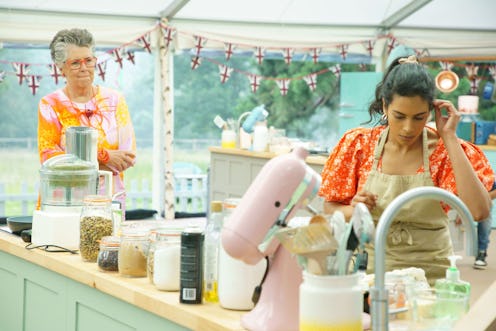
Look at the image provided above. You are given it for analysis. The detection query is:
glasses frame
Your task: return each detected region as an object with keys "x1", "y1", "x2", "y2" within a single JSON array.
[{"x1": 64, "y1": 56, "x2": 98, "y2": 70}]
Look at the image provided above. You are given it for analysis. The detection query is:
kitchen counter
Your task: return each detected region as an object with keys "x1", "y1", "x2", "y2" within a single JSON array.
[{"x1": 0, "y1": 222, "x2": 246, "y2": 331}]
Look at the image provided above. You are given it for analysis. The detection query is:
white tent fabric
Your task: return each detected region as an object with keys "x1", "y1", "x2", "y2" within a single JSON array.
[{"x1": 1, "y1": 0, "x2": 496, "y2": 61}]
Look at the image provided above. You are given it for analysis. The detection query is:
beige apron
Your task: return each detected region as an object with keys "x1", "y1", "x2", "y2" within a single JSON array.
[{"x1": 364, "y1": 127, "x2": 452, "y2": 285}]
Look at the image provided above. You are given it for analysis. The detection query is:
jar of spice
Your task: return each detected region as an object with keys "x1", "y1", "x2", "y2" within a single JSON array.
[
  {"x1": 97, "y1": 236, "x2": 120, "y2": 272},
  {"x1": 147, "y1": 227, "x2": 182, "y2": 291},
  {"x1": 80, "y1": 195, "x2": 113, "y2": 262},
  {"x1": 118, "y1": 228, "x2": 149, "y2": 277}
]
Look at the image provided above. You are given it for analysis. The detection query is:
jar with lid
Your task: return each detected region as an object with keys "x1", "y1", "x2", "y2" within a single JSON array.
[
  {"x1": 118, "y1": 228, "x2": 149, "y2": 277},
  {"x1": 97, "y1": 236, "x2": 120, "y2": 272},
  {"x1": 80, "y1": 195, "x2": 114, "y2": 262},
  {"x1": 147, "y1": 227, "x2": 182, "y2": 290}
]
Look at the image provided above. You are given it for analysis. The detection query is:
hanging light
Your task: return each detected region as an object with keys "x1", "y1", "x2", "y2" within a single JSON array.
[{"x1": 435, "y1": 70, "x2": 459, "y2": 93}]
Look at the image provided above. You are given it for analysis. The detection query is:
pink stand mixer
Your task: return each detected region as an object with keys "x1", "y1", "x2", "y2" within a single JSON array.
[{"x1": 221, "y1": 147, "x2": 321, "y2": 331}]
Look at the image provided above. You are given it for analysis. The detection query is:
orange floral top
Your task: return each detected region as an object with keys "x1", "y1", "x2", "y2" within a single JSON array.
[
  {"x1": 38, "y1": 85, "x2": 136, "y2": 195},
  {"x1": 318, "y1": 126, "x2": 494, "y2": 204}
]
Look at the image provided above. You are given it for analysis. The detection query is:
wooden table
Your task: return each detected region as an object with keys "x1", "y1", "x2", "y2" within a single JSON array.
[{"x1": 0, "y1": 220, "x2": 246, "y2": 331}]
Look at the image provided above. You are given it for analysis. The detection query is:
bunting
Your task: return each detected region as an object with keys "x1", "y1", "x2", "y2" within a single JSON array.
[
  {"x1": 303, "y1": 73, "x2": 318, "y2": 91},
  {"x1": 27, "y1": 75, "x2": 41, "y2": 95},
  {"x1": 276, "y1": 79, "x2": 290, "y2": 96},
  {"x1": 1, "y1": 21, "x2": 494, "y2": 97},
  {"x1": 48, "y1": 64, "x2": 62, "y2": 85},
  {"x1": 224, "y1": 43, "x2": 235, "y2": 61},
  {"x1": 248, "y1": 75, "x2": 261, "y2": 93},
  {"x1": 12, "y1": 63, "x2": 29, "y2": 85}
]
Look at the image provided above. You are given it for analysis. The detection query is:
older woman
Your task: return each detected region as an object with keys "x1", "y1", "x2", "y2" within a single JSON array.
[
  {"x1": 319, "y1": 55, "x2": 494, "y2": 284},
  {"x1": 38, "y1": 28, "x2": 136, "y2": 206}
]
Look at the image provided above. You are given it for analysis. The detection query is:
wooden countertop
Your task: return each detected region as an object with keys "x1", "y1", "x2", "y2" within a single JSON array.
[
  {"x1": 209, "y1": 146, "x2": 328, "y2": 166},
  {"x1": 0, "y1": 222, "x2": 246, "y2": 331}
]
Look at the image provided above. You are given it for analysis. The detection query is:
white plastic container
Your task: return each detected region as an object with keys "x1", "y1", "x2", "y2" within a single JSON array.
[
  {"x1": 218, "y1": 198, "x2": 266, "y2": 310},
  {"x1": 217, "y1": 245, "x2": 266, "y2": 310},
  {"x1": 252, "y1": 123, "x2": 268, "y2": 152},
  {"x1": 299, "y1": 272, "x2": 363, "y2": 331}
]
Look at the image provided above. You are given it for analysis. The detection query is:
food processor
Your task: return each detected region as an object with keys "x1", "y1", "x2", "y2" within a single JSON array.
[{"x1": 32, "y1": 137, "x2": 112, "y2": 250}]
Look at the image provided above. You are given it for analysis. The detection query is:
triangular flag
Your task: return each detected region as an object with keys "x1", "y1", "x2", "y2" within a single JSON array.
[
  {"x1": 311, "y1": 48, "x2": 321, "y2": 64},
  {"x1": 465, "y1": 64, "x2": 479, "y2": 80},
  {"x1": 138, "y1": 33, "x2": 152, "y2": 53},
  {"x1": 303, "y1": 74, "x2": 317, "y2": 91},
  {"x1": 387, "y1": 38, "x2": 398, "y2": 55},
  {"x1": 439, "y1": 62, "x2": 454, "y2": 71},
  {"x1": 48, "y1": 64, "x2": 62, "y2": 84},
  {"x1": 218, "y1": 65, "x2": 233, "y2": 84},
  {"x1": 470, "y1": 77, "x2": 481, "y2": 95},
  {"x1": 254, "y1": 47, "x2": 265, "y2": 65},
  {"x1": 337, "y1": 44, "x2": 349, "y2": 60},
  {"x1": 27, "y1": 75, "x2": 41, "y2": 95},
  {"x1": 363, "y1": 40, "x2": 375, "y2": 57},
  {"x1": 248, "y1": 75, "x2": 261, "y2": 93},
  {"x1": 97, "y1": 62, "x2": 107, "y2": 81},
  {"x1": 489, "y1": 65, "x2": 496, "y2": 81},
  {"x1": 224, "y1": 43, "x2": 235, "y2": 61},
  {"x1": 193, "y1": 36, "x2": 207, "y2": 57},
  {"x1": 191, "y1": 56, "x2": 202, "y2": 70},
  {"x1": 162, "y1": 26, "x2": 176, "y2": 49},
  {"x1": 276, "y1": 79, "x2": 290, "y2": 96},
  {"x1": 283, "y1": 48, "x2": 294, "y2": 65},
  {"x1": 112, "y1": 48, "x2": 125, "y2": 68},
  {"x1": 12, "y1": 63, "x2": 30, "y2": 85},
  {"x1": 127, "y1": 51, "x2": 136, "y2": 65},
  {"x1": 329, "y1": 64, "x2": 342, "y2": 78}
]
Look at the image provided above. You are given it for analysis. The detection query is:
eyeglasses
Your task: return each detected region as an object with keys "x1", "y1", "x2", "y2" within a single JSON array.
[{"x1": 65, "y1": 56, "x2": 97, "y2": 70}]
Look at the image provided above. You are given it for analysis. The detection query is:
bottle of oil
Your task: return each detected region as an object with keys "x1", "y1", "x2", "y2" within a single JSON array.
[{"x1": 203, "y1": 201, "x2": 223, "y2": 302}]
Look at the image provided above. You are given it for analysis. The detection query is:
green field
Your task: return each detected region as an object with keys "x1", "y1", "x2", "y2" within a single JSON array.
[{"x1": 0, "y1": 148, "x2": 210, "y2": 216}]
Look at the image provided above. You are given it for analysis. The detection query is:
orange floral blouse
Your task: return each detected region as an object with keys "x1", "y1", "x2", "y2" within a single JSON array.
[
  {"x1": 318, "y1": 126, "x2": 494, "y2": 205},
  {"x1": 38, "y1": 85, "x2": 136, "y2": 195}
]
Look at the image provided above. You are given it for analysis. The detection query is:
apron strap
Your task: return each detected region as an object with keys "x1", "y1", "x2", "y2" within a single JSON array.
[{"x1": 372, "y1": 127, "x2": 389, "y2": 170}]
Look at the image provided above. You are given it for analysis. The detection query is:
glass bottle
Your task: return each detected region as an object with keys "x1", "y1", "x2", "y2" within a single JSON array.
[
  {"x1": 148, "y1": 227, "x2": 182, "y2": 291},
  {"x1": 203, "y1": 201, "x2": 224, "y2": 302},
  {"x1": 97, "y1": 236, "x2": 120, "y2": 272},
  {"x1": 118, "y1": 228, "x2": 149, "y2": 277},
  {"x1": 79, "y1": 194, "x2": 113, "y2": 262}
]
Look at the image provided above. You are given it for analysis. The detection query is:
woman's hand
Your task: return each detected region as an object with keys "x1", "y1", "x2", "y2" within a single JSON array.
[
  {"x1": 433, "y1": 99, "x2": 461, "y2": 140},
  {"x1": 103, "y1": 150, "x2": 136, "y2": 174},
  {"x1": 351, "y1": 190, "x2": 378, "y2": 212}
]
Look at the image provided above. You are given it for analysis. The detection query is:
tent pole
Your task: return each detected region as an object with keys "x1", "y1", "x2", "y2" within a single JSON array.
[{"x1": 158, "y1": 21, "x2": 176, "y2": 220}]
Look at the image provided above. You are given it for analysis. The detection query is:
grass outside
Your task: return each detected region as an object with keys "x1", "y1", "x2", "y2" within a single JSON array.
[{"x1": 0, "y1": 148, "x2": 211, "y2": 216}]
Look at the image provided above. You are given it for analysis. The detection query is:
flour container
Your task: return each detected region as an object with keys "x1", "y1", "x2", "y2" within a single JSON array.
[{"x1": 299, "y1": 272, "x2": 363, "y2": 331}]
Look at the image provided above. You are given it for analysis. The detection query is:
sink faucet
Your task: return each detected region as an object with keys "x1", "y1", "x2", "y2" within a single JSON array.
[{"x1": 370, "y1": 186, "x2": 477, "y2": 331}]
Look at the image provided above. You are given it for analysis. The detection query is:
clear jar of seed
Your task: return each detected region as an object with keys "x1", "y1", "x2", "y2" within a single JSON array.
[
  {"x1": 119, "y1": 228, "x2": 149, "y2": 277},
  {"x1": 97, "y1": 236, "x2": 120, "y2": 272},
  {"x1": 80, "y1": 195, "x2": 114, "y2": 262}
]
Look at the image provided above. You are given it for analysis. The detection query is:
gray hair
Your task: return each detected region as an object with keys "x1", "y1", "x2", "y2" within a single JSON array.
[{"x1": 49, "y1": 28, "x2": 95, "y2": 68}]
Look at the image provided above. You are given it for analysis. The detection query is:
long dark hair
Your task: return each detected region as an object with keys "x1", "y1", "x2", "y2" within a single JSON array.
[{"x1": 366, "y1": 58, "x2": 435, "y2": 125}]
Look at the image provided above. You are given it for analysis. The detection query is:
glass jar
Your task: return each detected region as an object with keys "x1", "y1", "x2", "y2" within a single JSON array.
[
  {"x1": 79, "y1": 195, "x2": 113, "y2": 262},
  {"x1": 118, "y1": 228, "x2": 149, "y2": 277},
  {"x1": 147, "y1": 227, "x2": 182, "y2": 290},
  {"x1": 97, "y1": 236, "x2": 120, "y2": 272}
]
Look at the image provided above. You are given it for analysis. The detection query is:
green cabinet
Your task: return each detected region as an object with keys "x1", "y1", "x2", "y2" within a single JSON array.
[{"x1": 0, "y1": 250, "x2": 189, "y2": 331}]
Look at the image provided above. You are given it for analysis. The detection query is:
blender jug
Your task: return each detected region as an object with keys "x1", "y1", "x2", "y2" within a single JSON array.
[{"x1": 66, "y1": 126, "x2": 98, "y2": 168}]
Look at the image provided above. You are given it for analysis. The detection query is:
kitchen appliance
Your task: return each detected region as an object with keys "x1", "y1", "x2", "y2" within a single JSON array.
[
  {"x1": 32, "y1": 153, "x2": 112, "y2": 250},
  {"x1": 221, "y1": 146, "x2": 321, "y2": 331},
  {"x1": 66, "y1": 126, "x2": 98, "y2": 168}
]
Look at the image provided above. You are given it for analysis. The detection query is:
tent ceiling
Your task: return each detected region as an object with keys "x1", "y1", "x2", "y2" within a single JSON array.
[{"x1": 1, "y1": 0, "x2": 495, "y2": 60}]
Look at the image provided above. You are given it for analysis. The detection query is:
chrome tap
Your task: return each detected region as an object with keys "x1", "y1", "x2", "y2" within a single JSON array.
[{"x1": 370, "y1": 186, "x2": 477, "y2": 331}]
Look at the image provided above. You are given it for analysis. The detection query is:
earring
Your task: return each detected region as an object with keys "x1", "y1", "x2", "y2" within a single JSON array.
[{"x1": 381, "y1": 113, "x2": 387, "y2": 122}]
